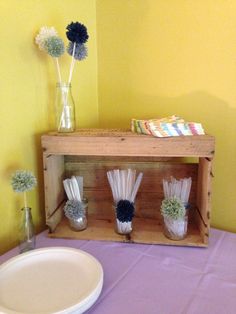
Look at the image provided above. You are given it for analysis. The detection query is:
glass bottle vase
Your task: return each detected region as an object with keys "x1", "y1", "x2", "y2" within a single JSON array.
[
  {"x1": 19, "y1": 207, "x2": 36, "y2": 254},
  {"x1": 55, "y1": 82, "x2": 76, "y2": 133}
]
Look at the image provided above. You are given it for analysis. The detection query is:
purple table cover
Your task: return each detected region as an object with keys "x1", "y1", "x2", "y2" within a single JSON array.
[{"x1": 1, "y1": 228, "x2": 236, "y2": 314}]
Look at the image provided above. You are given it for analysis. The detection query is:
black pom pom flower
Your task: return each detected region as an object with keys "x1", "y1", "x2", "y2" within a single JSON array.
[
  {"x1": 66, "y1": 22, "x2": 89, "y2": 44},
  {"x1": 116, "y1": 200, "x2": 135, "y2": 223}
]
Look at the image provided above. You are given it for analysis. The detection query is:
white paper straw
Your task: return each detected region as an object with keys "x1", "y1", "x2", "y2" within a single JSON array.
[
  {"x1": 185, "y1": 178, "x2": 192, "y2": 204},
  {"x1": 68, "y1": 42, "x2": 76, "y2": 85},
  {"x1": 162, "y1": 177, "x2": 192, "y2": 205},
  {"x1": 63, "y1": 179, "x2": 73, "y2": 200},
  {"x1": 163, "y1": 179, "x2": 167, "y2": 198},
  {"x1": 107, "y1": 171, "x2": 117, "y2": 202},
  {"x1": 71, "y1": 176, "x2": 81, "y2": 202},
  {"x1": 115, "y1": 169, "x2": 121, "y2": 200},
  {"x1": 130, "y1": 170, "x2": 136, "y2": 199},
  {"x1": 130, "y1": 172, "x2": 143, "y2": 203},
  {"x1": 121, "y1": 170, "x2": 126, "y2": 200},
  {"x1": 69, "y1": 180, "x2": 76, "y2": 200},
  {"x1": 112, "y1": 171, "x2": 120, "y2": 203},
  {"x1": 126, "y1": 169, "x2": 132, "y2": 200},
  {"x1": 107, "y1": 169, "x2": 143, "y2": 204},
  {"x1": 76, "y1": 176, "x2": 83, "y2": 200}
]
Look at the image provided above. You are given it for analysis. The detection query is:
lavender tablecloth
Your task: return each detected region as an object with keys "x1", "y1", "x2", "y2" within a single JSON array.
[{"x1": 1, "y1": 228, "x2": 236, "y2": 314}]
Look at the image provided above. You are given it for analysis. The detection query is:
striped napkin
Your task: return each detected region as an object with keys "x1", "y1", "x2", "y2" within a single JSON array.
[{"x1": 131, "y1": 115, "x2": 205, "y2": 137}]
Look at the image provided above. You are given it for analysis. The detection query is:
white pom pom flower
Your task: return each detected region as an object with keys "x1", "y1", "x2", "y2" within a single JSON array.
[{"x1": 35, "y1": 26, "x2": 58, "y2": 51}]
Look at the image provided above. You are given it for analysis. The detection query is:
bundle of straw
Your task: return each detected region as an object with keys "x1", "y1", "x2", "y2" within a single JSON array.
[
  {"x1": 107, "y1": 169, "x2": 143, "y2": 204},
  {"x1": 63, "y1": 176, "x2": 88, "y2": 231},
  {"x1": 107, "y1": 169, "x2": 143, "y2": 234},
  {"x1": 63, "y1": 176, "x2": 83, "y2": 202},
  {"x1": 162, "y1": 176, "x2": 192, "y2": 206}
]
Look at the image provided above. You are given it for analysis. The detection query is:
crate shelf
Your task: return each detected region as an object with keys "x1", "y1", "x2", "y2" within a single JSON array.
[{"x1": 41, "y1": 129, "x2": 215, "y2": 247}]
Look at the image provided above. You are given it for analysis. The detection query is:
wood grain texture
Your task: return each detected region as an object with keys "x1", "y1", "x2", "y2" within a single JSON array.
[
  {"x1": 49, "y1": 214, "x2": 206, "y2": 247},
  {"x1": 43, "y1": 154, "x2": 65, "y2": 230},
  {"x1": 42, "y1": 129, "x2": 215, "y2": 157},
  {"x1": 196, "y1": 157, "x2": 213, "y2": 244}
]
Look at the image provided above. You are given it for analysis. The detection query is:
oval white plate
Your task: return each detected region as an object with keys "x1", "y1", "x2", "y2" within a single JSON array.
[{"x1": 0, "y1": 247, "x2": 103, "y2": 314}]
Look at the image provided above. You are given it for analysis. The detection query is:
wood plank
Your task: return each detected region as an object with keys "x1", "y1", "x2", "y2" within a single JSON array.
[
  {"x1": 42, "y1": 129, "x2": 215, "y2": 158},
  {"x1": 49, "y1": 215, "x2": 206, "y2": 247},
  {"x1": 65, "y1": 155, "x2": 179, "y2": 163},
  {"x1": 196, "y1": 157, "x2": 213, "y2": 245},
  {"x1": 46, "y1": 205, "x2": 63, "y2": 232},
  {"x1": 65, "y1": 160, "x2": 198, "y2": 190},
  {"x1": 43, "y1": 154, "x2": 65, "y2": 231}
]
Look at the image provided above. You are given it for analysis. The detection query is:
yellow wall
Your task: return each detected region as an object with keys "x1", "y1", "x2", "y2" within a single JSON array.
[
  {"x1": 96, "y1": 1, "x2": 236, "y2": 232},
  {"x1": 0, "y1": 0, "x2": 98, "y2": 254}
]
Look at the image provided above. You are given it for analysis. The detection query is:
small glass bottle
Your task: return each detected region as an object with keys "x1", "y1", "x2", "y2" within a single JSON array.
[
  {"x1": 55, "y1": 82, "x2": 76, "y2": 132},
  {"x1": 19, "y1": 207, "x2": 36, "y2": 254}
]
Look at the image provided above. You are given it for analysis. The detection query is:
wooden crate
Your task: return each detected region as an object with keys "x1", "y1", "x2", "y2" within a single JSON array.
[{"x1": 41, "y1": 129, "x2": 215, "y2": 247}]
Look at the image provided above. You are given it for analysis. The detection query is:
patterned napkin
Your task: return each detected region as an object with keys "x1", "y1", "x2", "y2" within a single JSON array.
[{"x1": 131, "y1": 115, "x2": 205, "y2": 137}]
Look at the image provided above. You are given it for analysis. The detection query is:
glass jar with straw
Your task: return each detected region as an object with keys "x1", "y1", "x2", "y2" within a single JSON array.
[
  {"x1": 63, "y1": 176, "x2": 88, "y2": 231},
  {"x1": 107, "y1": 169, "x2": 143, "y2": 235},
  {"x1": 161, "y1": 177, "x2": 192, "y2": 240}
]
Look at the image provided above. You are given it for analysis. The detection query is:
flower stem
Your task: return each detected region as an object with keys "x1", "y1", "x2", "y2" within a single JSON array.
[
  {"x1": 68, "y1": 42, "x2": 76, "y2": 85},
  {"x1": 23, "y1": 191, "x2": 27, "y2": 208},
  {"x1": 55, "y1": 58, "x2": 62, "y2": 84}
]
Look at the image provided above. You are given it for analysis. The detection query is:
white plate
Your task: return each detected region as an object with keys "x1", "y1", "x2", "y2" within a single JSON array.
[{"x1": 0, "y1": 247, "x2": 103, "y2": 314}]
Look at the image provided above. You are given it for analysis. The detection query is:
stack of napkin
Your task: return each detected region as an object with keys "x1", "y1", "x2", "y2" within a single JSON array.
[{"x1": 131, "y1": 115, "x2": 205, "y2": 137}]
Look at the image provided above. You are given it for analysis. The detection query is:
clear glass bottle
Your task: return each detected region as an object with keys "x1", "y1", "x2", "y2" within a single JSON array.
[
  {"x1": 55, "y1": 82, "x2": 76, "y2": 133},
  {"x1": 19, "y1": 207, "x2": 36, "y2": 254}
]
